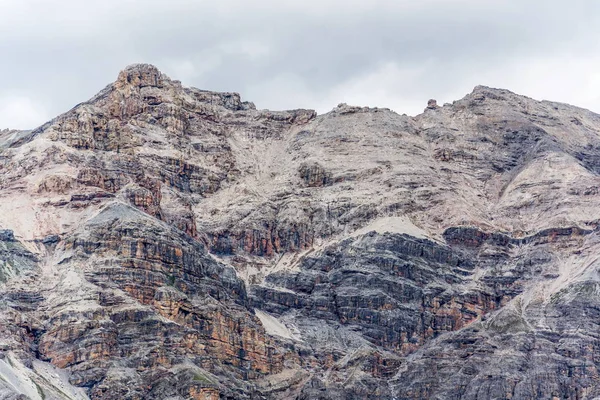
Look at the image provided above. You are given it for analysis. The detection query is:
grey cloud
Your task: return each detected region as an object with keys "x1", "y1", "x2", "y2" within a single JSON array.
[{"x1": 1, "y1": 0, "x2": 600, "y2": 128}]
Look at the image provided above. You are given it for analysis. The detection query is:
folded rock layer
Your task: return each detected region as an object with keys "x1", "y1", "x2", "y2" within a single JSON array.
[{"x1": 2, "y1": 64, "x2": 600, "y2": 399}]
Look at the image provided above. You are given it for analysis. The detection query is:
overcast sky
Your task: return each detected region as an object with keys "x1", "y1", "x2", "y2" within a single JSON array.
[{"x1": 1, "y1": 0, "x2": 600, "y2": 129}]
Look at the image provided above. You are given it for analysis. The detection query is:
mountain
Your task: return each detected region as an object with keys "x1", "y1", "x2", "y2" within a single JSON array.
[{"x1": 1, "y1": 64, "x2": 600, "y2": 399}]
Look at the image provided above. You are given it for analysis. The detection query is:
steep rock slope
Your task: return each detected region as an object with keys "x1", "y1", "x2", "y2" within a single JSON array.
[{"x1": 1, "y1": 64, "x2": 600, "y2": 399}]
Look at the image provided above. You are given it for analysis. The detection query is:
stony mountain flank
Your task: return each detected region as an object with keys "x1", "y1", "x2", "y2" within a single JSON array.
[{"x1": 2, "y1": 64, "x2": 600, "y2": 399}]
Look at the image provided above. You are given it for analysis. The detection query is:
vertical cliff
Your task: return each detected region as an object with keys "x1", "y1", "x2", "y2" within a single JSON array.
[{"x1": 2, "y1": 65, "x2": 600, "y2": 399}]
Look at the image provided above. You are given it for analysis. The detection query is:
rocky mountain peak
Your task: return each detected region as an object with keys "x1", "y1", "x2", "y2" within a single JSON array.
[
  {"x1": 425, "y1": 98, "x2": 439, "y2": 110},
  {"x1": 2, "y1": 64, "x2": 600, "y2": 399},
  {"x1": 461, "y1": 84, "x2": 531, "y2": 105},
  {"x1": 115, "y1": 63, "x2": 166, "y2": 89},
  {"x1": 111, "y1": 64, "x2": 257, "y2": 112}
]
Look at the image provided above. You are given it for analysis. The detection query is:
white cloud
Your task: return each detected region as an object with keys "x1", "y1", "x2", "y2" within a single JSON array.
[
  {"x1": 323, "y1": 62, "x2": 436, "y2": 115},
  {"x1": 0, "y1": 96, "x2": 49, "y2": 130},
  {"x1": 219, "y1": 40, "x2": 270, "y2": 60},
  {"x1": 245, "y1": 62, "x2": 436, "y2": 115},
  {"x1": 451, "y1": 53, "x2": 600, "y2": 113},
  {"x1": 1, "y1": 0, "x2": 600, "y2": 127}
]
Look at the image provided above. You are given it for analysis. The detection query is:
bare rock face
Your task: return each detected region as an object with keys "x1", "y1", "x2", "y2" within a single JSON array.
[
  {"x1": 425, "y1": 99, "x2": 439, "y2": 110},
  {"x1": 3, "y1": 64, "x2": 600, "y2": 398}
]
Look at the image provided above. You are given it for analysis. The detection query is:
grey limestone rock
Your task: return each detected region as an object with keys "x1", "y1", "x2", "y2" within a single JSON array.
[{"x1": 2, "y1": 64, "x2": 600, "y2": 399}]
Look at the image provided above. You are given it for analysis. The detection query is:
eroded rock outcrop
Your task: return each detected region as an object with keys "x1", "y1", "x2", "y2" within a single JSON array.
[{"x1": 2, "y1": 64, "x2": 600, "y2": 398}]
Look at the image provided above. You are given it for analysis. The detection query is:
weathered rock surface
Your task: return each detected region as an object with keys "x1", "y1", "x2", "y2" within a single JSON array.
[{"x1": 2, "y1": 64, "x2": 600, "y2": 398}]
